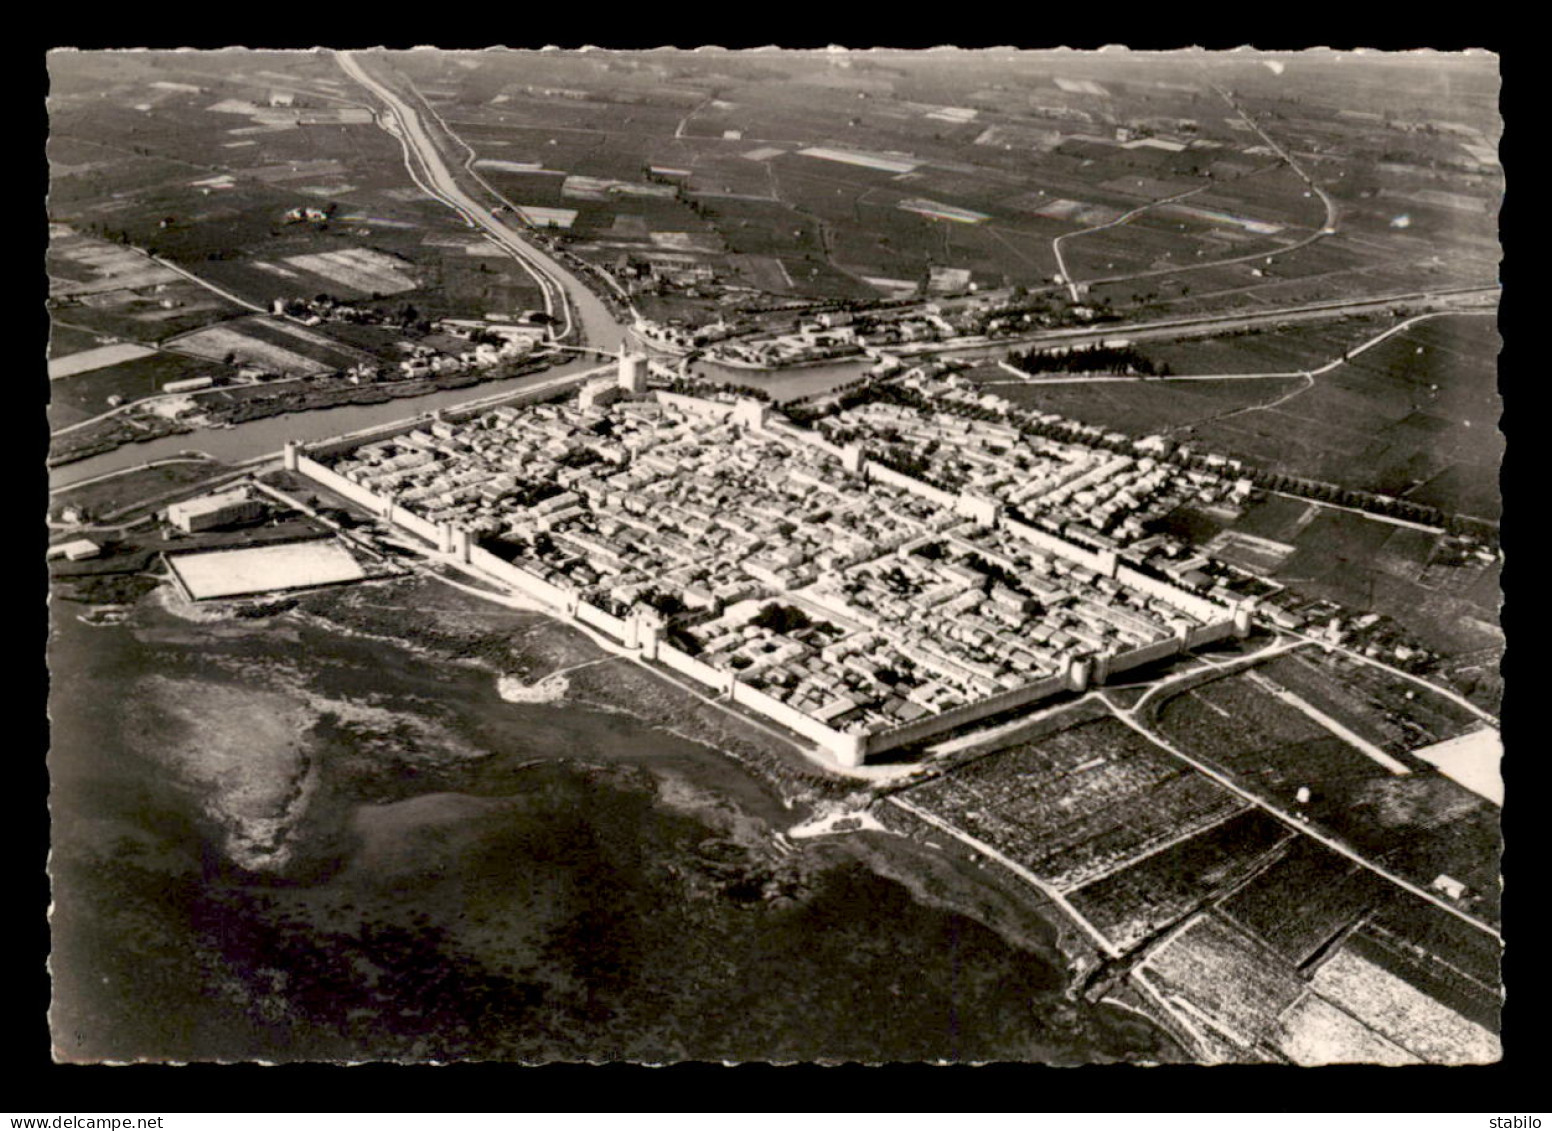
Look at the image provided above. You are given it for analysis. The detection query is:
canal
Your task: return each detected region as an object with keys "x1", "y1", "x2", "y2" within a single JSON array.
[{"x1": 49, "y1": 356, "x2": 610, "y2": 490}]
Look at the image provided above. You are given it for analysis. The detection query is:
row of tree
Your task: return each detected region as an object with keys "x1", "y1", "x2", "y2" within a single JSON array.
[
  {"x1": 663, "y1": 375, "x2": 773, "y2": 403},
  {"x1": 1006, "y1": 343, "x2": 1171, "y2": 377}
]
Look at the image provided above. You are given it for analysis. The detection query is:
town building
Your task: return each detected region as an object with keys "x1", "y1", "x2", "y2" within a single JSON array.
[{"x1": 291, "y1": 381, "x2": 1248, "y2": 769}]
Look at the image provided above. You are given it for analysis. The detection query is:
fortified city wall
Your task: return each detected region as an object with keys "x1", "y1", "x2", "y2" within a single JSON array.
[
  {"x1": 862, "y1": 670, "x2": 1073, "y2": 758},
  {"x1": 284, "y1": 387, "x2": 1249, "y2": 770}
]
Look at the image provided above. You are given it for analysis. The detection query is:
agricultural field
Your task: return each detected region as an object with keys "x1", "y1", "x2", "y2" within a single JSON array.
[
  {"x1": 1122, "y1": 488, "x2": 1498, "y2": 675},
  {"x1": 1269, "y1": 509, "x2": 1502, "y2": 655},
  {"x1": 994, "y1": 310, "x2": 1500, "y2": 529},
  {"x1": 1136, "y1": 317, "x2": 1396, "y2": 376},
  {"x1": 269, "y1": 247, "x2": 421, "y2": 296},
  {"x1": 1270, "y1": 991, "x2": 1420, "y2": 1066},
  {"x1": 1067, "y1": 809, "x2": 1291, "y2": 952},
  {"x1": 1202, "y1": 529, "x2": 1296, "y2": 576},
  {"x1": 396, "y1": 249, "x2": 548, "y2": 322},
  {"x1": 47, "y1": 322, "x2": 116, "y2": 361},
  {"x1": 1313, "y1": 771, "x2": 1501, "y2": 924},
  {"x1": 1256, "y1": 651, "x2": 1480, "y2": 756},
  {"x1": 988, "y1": 369, "x2": 1308, "y2": 437},
  {"x1": 1345, "y1": 921, "x2": 1501, "y2": 1031},
  {"x1": 47, "y1": 53, "x2": 532, "y2": 329},
  {"x1": 163, "y1": 315, "x2": 368, "y2": 376},
  {"x1": 47, "y1": 459, "x2": 236, "y2": 523},
  {"x1": 47, "y1": 226, "x2": 250, "y2": 341},
  {"x1": 376, "y1": 48, "x2": 1497, "y2": 323},
  {"x1": 1370, "y1": 893, "x2": 1503, "y2": 1004},
  {"x1": 236, "y1": 317, "x2": 378, "y2": 367},
  {"x1": 48, "y1": 229, "x2": 184, "y2": 297},
  {"x1": 47, "y1": 342, "x2": 158, "y2": 380},
  {"x1": 1203, "y1": 313, "x2": 1500, "y2": 515},
  {"x1": 47, "y1": 46, "x2": 1499, "y2": 351},
  {"x1": 1141, "y1": 913, "x2": 1309, "y2": 1051},
  {"x1": 1217, "y1": 836, "x2": 1398, "y2": 967},
  {"x1": 1228, "y1": 494, "x2": 1318, "y2": 543},
  {"x1": 46, "y1": 52, "x2": 568, "y2": 460},
  {"x1": 1307, "y1": 945, "x2": 1499, "y2": 1063},
  {"x1": 48, "y1": 352, "x2": 245, "y2": 429},
  {"x1": 1153, "y1": 669, "x2": 1403, "y2": 802},
  {"x1": 1154, "y1": 665, "x2": 1500, "y2": 924},
  {"x1": 1142, "y1": 898, "x2": 1497, "y2": 1065},
  {"x1": 49, "y1": 279, "x2": 244, "y2": 344},
  {"x1": 902, "y1": 716, "x2": 1245, "y2": 892}
]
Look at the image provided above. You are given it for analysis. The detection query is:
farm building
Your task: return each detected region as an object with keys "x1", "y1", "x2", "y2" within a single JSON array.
[{"x1": 163, "y1": 376, "x2": 214, "y2": 394}]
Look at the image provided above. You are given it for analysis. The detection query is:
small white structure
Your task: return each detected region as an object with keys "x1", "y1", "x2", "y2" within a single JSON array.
[
  {"x1": 733, "y1": 398, "x2": 768, "y2": 431},
  {"x1": 48, "y1": 539, "x2": 101, "y2": 562},
  {"x1": 1432, "y1": 874, "x2": 1468, "y2": 900},
  {"x1": 167, "y1": 488, "x2": 266, "y2": 534}
]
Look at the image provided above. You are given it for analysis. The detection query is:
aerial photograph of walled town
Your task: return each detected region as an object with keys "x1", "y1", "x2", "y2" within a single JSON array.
[{"x1": 46, "y1": 44, "x2": 1503, "y2": 1065}]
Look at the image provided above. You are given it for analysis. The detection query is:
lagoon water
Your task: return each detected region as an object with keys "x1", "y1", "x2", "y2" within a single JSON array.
[{"x1": 47, "y1": 583, "x2": 1172, "y2": 1064}]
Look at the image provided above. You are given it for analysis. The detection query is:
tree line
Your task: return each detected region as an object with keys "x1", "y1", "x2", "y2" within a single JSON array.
[{"x1": 1005, "y1": 343, "x2": 1171, "y2": 377}]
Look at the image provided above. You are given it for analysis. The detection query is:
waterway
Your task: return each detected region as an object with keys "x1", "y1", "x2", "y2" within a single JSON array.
[
  {"x1": 691, "y1": 357, "x2": 872, "y2": 403},
  {"x1": 521, "y1": 244, "x2": 626, "y2": 356},
  {"x1": 49, "y1": 356, "x2": 609, "y2": 490},
  {"x1": 51, "y1": 349, "x2": 874, "y2": 492}
]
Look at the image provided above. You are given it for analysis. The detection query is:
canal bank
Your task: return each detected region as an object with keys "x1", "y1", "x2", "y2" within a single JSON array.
[{"x1": 49, "y1": 355, "x2": 613, "y2": 490}]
